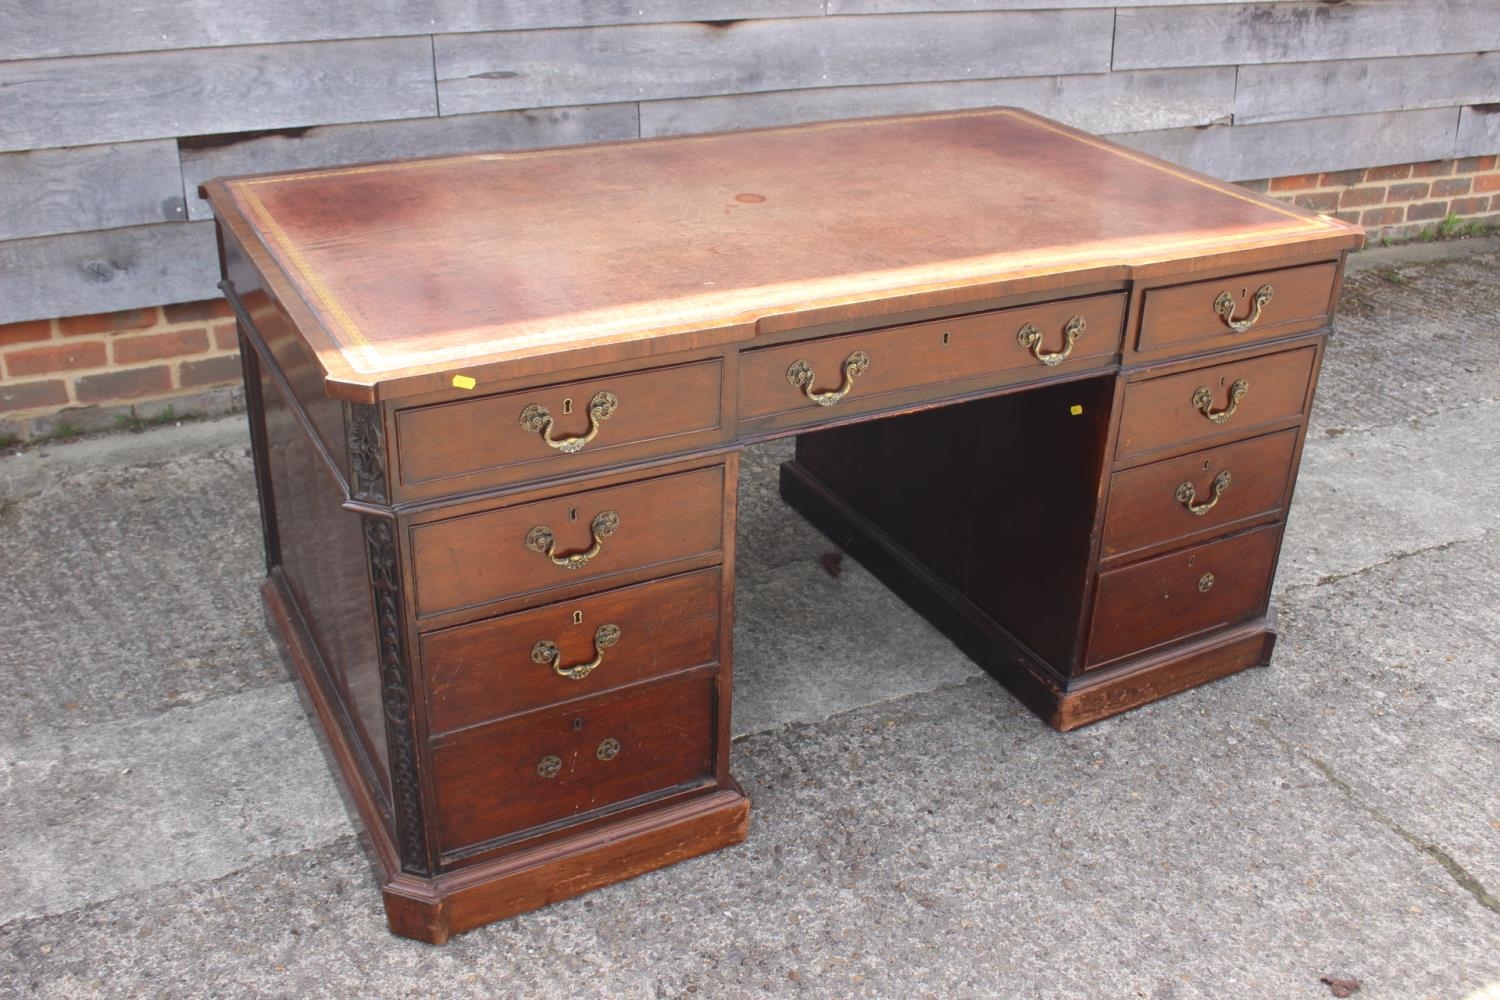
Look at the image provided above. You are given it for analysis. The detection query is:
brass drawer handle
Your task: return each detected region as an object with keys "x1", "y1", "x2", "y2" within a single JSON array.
[
  {"x1": 787, "y1": 350, "x2": 870, "y2": 407},
  {"x1": 1191, "y1": 378, "x2": 1248, "y2": 424},
  {"x1": 1213, "y1": 284, "x2": 1274, "y2": 333},
  {"x1": 518, "y1": 390, "x2": 618, "y2": 454},
  {"x1": 1197, "y1": 573, "x2": 1216, "y2": 593},
  {"x1": 1016, "y1": 314, "x2": 1085, "y2": 367},
  {"x1": 596, "y1": 738, "x2": 621, "y2": 761},
  {"x1": 1175, "y1": 470, "x2": 1232, "y2": 516},
  {"x1": 532, "y1": 624, "x2": 621, "y2": 681},
  {"x1": 537, "y1": 754, "x2": 563, "y2": 779},
  {"x1": 525, "y1": 510, "x2": 620, "y2": 570}
]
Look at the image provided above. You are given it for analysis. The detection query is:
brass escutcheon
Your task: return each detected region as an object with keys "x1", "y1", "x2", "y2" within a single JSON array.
[
  {"x1": 519, "y1": 390, "x2": 618, "y2": 453},
  {"x1": 1191, "y1": 378, "x2": 1248, "y2": 424},
  {"x1": 536, "y1": 754, "x2": 562, "y2": 779},
  {"x1": 1175, "y1": 470, "x2": 1232, "y2": 516},
  {"x1": 525, "y1": 510, "x2": 620, "y2": 570},
  {"x1": 786, "y1": 350, "x2": 870, "y2": 407},
  {"x1": 1212, "y1": 284, "x2": 1274, "y2": 333},
  {"x1": 596, "y1": 738, "x2": 621, "y2": 761},
  {"x1": 1197, "y1": 573, "x2": 1216, "y2": 593},
  {"x1": 1016, "y1": 314, "x2": 1086, "y2": 366},
  {"x1": 532, "y1": 623, "x2": 622, "y2": 681}
]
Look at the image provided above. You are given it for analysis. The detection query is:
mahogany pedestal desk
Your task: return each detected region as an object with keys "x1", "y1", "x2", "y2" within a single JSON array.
[{"x1": 203, "y1": 108, "x2": 1364, "y2": 943}]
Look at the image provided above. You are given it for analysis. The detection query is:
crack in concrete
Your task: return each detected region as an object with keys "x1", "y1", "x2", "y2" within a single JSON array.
[
  {"x1": 1280, "y1": 534, "x2": 1485, "y2": 595},
  {"x1": 1294, "y1": 745, "x2": 1500, "y2": 918}
]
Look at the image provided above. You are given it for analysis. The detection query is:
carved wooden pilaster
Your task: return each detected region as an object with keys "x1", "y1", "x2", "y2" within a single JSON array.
[
  {"x1": 346, "y1": 402, "x2": 388, "y2": 505},
  {"x1": 363, "y1": 515, "x2": 430, "y2": 876}
]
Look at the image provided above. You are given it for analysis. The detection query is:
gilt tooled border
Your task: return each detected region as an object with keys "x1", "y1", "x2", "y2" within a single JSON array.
[{"x1": 363, "y1": 515, "x2": 429, "y2": 876}]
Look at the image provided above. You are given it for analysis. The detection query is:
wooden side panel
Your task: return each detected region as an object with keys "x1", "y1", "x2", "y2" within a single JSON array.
[
  {"x1": 0, "y1": 0, "x2": 823, "y2": 61},
  {"x1": 640, "y1": 66, "x2": 1237, "y2": 138},
  {"x1": 1114, "y1": 1, "x2": 1500, "y2": 70},
  {"x1": 1235, "y1": 52, "x2": 1500, "y2": 126},
  {"x1": 1114, "y1": 108, "x2": 1461, "y2": 183},
  {"x1": 434, "y1": 12, "x2": 1114, "y2": 115},
  {"x1": 258, "y1": 350, "x2": 391, "y2": 797},
  {"x1": 0, "y1": 37, "x2": 437, "y2": 154},
  {"x1": 180, "y1": 106, "x2": 640, "y2": 221},
  {"x1": 0, "y1": 222, "x2": 219, "y2": 327},
  {"x1": 0, "y1": 141, "x2": 184, "y2": 241}
]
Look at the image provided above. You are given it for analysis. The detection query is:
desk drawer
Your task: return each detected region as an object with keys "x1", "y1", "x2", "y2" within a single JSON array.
[
  {"x1": 421, "y1": 569, "x2": 722, "y2": 736},
  {"x1": 1116, "y1": 344, "x2": 1318, "y2": 461},
  {"x1": 1101, "y1": 429, "x2": 1300, "y2": 562},
  {"x1": 411, "y1": 465, "x2": 725, "y2": 619},
  {"x1": 431, "y1": 671, "x2": 717, "y2": 853},
  {"x1": 395, "y1": 360, "x2": 723, "y2": 496},
  {"x1": 1138, "y1": 261, "x2": 1337, "y2": 355},
  {"x1": 1086, "y1": 525, "x2": 1281, "y2": 668},
  {"x1": 740, "y1": 293, "x2": 1125, "y2": 425}
]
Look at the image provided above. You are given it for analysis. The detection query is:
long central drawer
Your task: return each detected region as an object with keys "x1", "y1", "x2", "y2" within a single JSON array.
[{"x1": 740, "y1": 292, "x2": 1126, "y2": 428}]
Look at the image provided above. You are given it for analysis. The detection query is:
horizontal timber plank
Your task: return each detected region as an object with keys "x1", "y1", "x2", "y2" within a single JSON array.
[
  {"x1": 1114, "y1": 0, "x2": 1500, "y2": 70},
  {"x1": 181, "y1": 105, "x2": 639, "y2": 221},
  {"x1": 0, "y1": 0, "x2": 823, "y2": 62},
  {"x1": 434, "y1": 11, "x2": 1113, "y2": 116},
  {"x1": 1236, "y1": 53, "x2": 1500, "y2": 126},
  {"x1": 0, "y1": 37, "x2": 437, "y2": 154},
  {"x1": 641, "y1": 67, "x2": 1234, "y2": 138},
  {"x1": 1112, "y1": 108, "x2": 1461, "y2": 182},
  {"x1": 0, "y1": 141, "x2": 184, "y2": 241},
  {"x1": 1455, "y1": 106, "x2": 1500, "y2": 160},
  {"x1": 0, "y1": 222, "x2": 218, "y2": 326},
  {"x1": 829, "y1": 0, "x2": 1301, "y2": 9}
]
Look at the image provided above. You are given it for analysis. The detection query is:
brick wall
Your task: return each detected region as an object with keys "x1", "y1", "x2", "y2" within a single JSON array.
[
  {"x1": 1246, "y1": 155, "x2": 1500, "y2": 242},
  {"x1": 2, "y1": 152, "x2": 1498, "y2": 445},
  {"x1": 0, "y1": 300, "x2": 243, "y2": 443}
]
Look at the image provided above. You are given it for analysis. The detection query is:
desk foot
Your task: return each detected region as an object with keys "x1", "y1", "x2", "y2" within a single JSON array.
[
  {"x1": 383, "y1": 786, "x2": 750, "y2": 944},
  {"x1": 262, "y1": 573, "x2": 749, "y2": 944},
  {"x1": 779, "y1": 459, "x2": 1276, "y2": 731}
]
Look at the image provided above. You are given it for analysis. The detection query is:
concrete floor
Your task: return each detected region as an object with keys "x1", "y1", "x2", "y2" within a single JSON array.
[{"x1": 1, "y1": 240, "x2": 1497, "y2": 999}]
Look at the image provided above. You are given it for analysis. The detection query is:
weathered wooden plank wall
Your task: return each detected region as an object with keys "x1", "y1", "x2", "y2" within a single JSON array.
[{"x1": 0, "y1": 0, "x2": 1495, "y2": 325}]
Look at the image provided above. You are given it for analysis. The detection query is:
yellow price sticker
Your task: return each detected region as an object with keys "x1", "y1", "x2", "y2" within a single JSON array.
[
  {"x1": 1069, "y1": 404, "x2": 1083, "y2": 416},
  {"x1": 451, "y1": 374, "x2": 477, "y2": 391}
]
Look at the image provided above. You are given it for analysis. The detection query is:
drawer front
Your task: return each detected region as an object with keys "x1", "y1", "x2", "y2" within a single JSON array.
[
  {"x1": 395, "y1": 360, "x2": 723, "y2": 496},
  {"x1": 1101, "y1": 428, "x2": 1300, "y2": 561},
  {"x1": 1086, "y1": 525, "x2": 1282, "y2": 668},
  {"x1": 431, "y1": 672, "x2": 717, "y2": 853},
  {"x1": 1116, "y1": 344, "x2": 1317, "y2": 460},
  {"x1": 421, "y1": 568, "x2": 722, "y2": 736},
  {"x1": 411, "y1": 465, "x2": 724, "y2": 619},
  {"x1": 740, "y1": 293, "x2": 1125, "y2": 425},
  {"x1": 1138, "y1": 261, "x2": 1337, "y2": 355}
]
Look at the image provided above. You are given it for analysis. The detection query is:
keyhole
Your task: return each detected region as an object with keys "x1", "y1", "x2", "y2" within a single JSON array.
[
  {"x1": 572, "y1": 717, "x2": 584, "y2": 732},
  {"x1": 1240, "y1": 286, "x2": 1248, "y2": 299},
  {"x1": 572, "y1": 610, "x2": 584, "y2": 626},
  {"x1": 1219, "y1": 375, "x2": 1227, "y2": 387},
  {"x1": 1188, "y1": 555, "x2": 1197, "y2": 567},
  {"x1": 569, "y1": 506, "x2": 578, "y2": 522},
  {"x1": 562, "y1": 398, "x2": 573, "y2": 415},
  {"x1": 1203, "y1": 460, "x2": 1211, "y2": 471},
  {"x1": 941, "y1": 331, "x2": 951, "y2": 346}
]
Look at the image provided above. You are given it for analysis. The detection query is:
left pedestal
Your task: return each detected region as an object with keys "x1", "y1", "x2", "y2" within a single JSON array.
[{"x1": 237, "y1": 306, "x2": 747, "y2": 943}]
